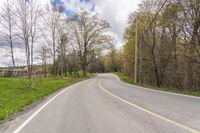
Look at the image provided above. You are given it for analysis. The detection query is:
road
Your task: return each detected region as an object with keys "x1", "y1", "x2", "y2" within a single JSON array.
[{"x1": 2, "y1": 74, "x2": 200, "y2": 133}]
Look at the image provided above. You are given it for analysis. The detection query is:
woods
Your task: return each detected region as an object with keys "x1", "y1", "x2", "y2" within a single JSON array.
[{"x1": 120, "y1": 0, "x2": 200, "y2": 91}]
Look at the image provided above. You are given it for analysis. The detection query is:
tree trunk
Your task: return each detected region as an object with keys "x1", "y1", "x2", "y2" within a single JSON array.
[
  {"x1": 31, "y1": 37, "x2": 34, "y2": 73},
  {"x1": 172, "y1": 23, "x2": 178, "y2": 88},
  {"x1": 81, "y1": 54, "x2": 87, "y2": 77},
  {"x1": 152, "y1": 27, "x2": 160, "y2": 87},
  {"x1": 83, "y1": 42, "x2": 88, "y2": 77},
  {"x1": 52, "y1": 30, "x2": 56, "y2": 76},
  {"x1": 44, "y1": 62, "x2": 47, "y2": 78},
  {"x1": 82, "y1": 66, "x2": 87, "y2": 77},
  {"x1": 9, "y1": 22, "x2": 15, "y2": 68},
  {"x1": 139, "y1": 40, "x2": 143, "y2": 84},
  {"x1": 10, "y1": 40, "x2": 15, "y2": 68},
  {"x1": 26, "y1": 43, "x2": 31, "y2": 79},
  {"x1": 152, "y1": 50, "x2": 160, "y2": 87}
]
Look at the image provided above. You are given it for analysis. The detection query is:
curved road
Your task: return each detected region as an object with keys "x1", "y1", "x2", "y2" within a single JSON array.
[{"x1": 2, "y1": 74, "x2": 200, "y2": 133}]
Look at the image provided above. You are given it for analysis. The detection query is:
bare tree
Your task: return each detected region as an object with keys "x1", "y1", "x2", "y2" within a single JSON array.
[
  {"x1": 37, "y1": 45, "x2": 51, "y2": 77},
  {"x1": 15, "y1": 0, "x2": 40, "y2": 78},
  {"x1": 29, "y1": 0, "x2": 41, "y2": 72},
  {"x1": 42, "y1": 5, "x2": 62, "y2": 75},
  {"x1": 70, "y1": 10, "x2": 112, "y2": 77},
  {"x1": 0, "y1": 0, "x2": 17, "y2": 67},
  {"x1": 57, "y1": 20, "x2": 69, "y2": 76},
  {"x1": 15, "y1": 0, "x2": 31, "y2": 78}
]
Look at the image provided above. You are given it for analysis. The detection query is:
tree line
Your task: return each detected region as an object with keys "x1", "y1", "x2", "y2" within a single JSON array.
[
  {"x1": 101, "y1": 0, "x2": 200, "y2": 91},
  {"x1": 0, "y1": 0, "x2": 112, "y2": 78}
]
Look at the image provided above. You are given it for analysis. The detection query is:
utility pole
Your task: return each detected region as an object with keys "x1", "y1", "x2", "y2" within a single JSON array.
[
  {"x1": 139, "y1": 39, "x2": 142, "y2": 85},
  {"x1": 134, "y1": 17, "x2": 138, "y2": 83}
]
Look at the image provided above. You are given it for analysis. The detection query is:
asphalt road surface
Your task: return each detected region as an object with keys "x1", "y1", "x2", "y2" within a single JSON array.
[{"x1": 2, "y1": 74, "x2": 200, "y2": 133}]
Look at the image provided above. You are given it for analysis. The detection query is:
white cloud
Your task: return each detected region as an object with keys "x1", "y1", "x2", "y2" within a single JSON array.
[
  {"x1": 94, "y1": 0, "x2": 140, "y2": 48},
  {"x1": 62, "y1": 0, "x2": 95, "y2": 12},
  {"x1": 61, "y1": 0, "x2": 141, "y2": 48},
  {"x1": 0, "y1": 47, "x2": 26, "y2": 67}
]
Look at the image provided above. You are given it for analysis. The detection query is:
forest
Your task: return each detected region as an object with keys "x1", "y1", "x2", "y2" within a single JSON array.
[{"x1": 102, "y1": 0, "x2": 200, "y2": 92}]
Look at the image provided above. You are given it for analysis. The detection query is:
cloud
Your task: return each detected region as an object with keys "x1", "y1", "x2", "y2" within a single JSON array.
[
  {"x1": 94, "y1": 0, "x2": 140, "y2": 47},
  {"x1": 0, "y1": 48, "x2": 26, "y2": 67},
  {"x1": 63, "y1": 0, "x2": 95, "y2": 12},
  {"x1": 52, "y1": 0, "x2": 140, "y2": 48}
]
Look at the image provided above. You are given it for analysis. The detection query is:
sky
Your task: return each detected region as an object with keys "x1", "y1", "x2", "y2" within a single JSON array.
[
  {"x1": 50, "y1": 0, "x2": 141, "y2": 47},
  {"x1": 0, "y1": 0, "x2": 140, "y2": 67}
]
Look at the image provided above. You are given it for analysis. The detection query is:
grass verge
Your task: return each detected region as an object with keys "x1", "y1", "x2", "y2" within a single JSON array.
[
  {"x1": 0, "y1": 74, "x2": 91, "y2": 123},
  {"x1": 114, "y1": 72, "x2": 200, "y2": 97}
]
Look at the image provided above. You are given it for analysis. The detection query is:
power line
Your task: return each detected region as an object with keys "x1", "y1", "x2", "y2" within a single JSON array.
[{"x1": 143, "y1": 0, "x2": 168, "y2": 35}]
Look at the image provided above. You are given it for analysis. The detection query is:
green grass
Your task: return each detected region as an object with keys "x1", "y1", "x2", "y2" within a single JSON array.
[
  {"x1": 0, "y1": 74, "x2": 91, "y2": 123},
  {"x1": 114, "y1": 72, "x2": 200, "y2": 97},
  {"x1": 114, "y1": 72, "x2": 135, "y2": 84},
  {"x1": 79, "y1": 71, "x2": 93, "y2": 78}
]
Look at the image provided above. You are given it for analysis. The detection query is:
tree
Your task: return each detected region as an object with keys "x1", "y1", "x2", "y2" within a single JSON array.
[
  {"x1": 121, "y1": 0, "x2": 200, "y2": 91},
  {"x1": 36, "y1": 45, "x2": 50, "y2": 77},
  {"x1": 0, "y1": 0, "x2": 17, "y2": 67},
  {"x1": 102, "y1": 45, "x2": 123, "y2": 72},
  {"x1": 123, "y1": 17, "x2": 137, "y2": 78},
  {"x1": 70, "y1": 10, "x2": 112, "y2": 77},
  {"x1": 177, "y1": 0, "x2": 200, "y2": 90},
  {"x1": 15, "y1": 0, "x2": 31, "y2": 78},
  {"x1": 42, "y1": 5, "x2": 62, "y2": 75},
  {"x1": 29, "y1": 0, "x2": 41, "y2": 72},
  {"x1": 57, "y1": 20, "x2": 69, "y2": 77},
  {"x1": 15, "y1": 0, "x2": 40, "y2": 78}
]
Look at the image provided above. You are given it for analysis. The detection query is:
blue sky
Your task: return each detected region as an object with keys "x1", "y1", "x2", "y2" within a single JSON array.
[
  {"x1": 51, "y1": 0, "x2": 76, "y2": 17},
  {"x1": 51, "y1": 0, "x2": 95, "y2": 17}
]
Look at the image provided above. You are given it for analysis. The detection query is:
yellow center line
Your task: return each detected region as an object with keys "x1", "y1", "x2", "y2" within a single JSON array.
[{"x1": 99, "y1": 79, "x2": 200, "y2": 133}]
